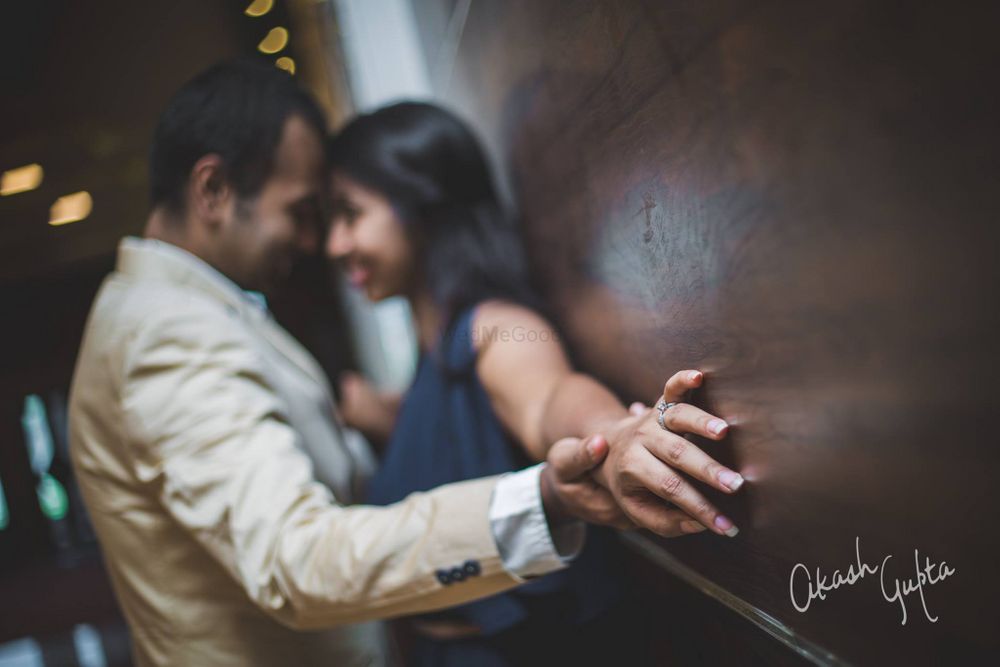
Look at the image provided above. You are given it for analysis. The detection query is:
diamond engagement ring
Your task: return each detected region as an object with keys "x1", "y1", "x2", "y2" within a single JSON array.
[{"x1": 655, "y1": 397, "x2": 678, "y2": 431}]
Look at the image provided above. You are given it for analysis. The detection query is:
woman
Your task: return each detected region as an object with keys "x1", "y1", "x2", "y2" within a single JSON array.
[{"x1": 326, "y1": 102, "x2": 740, "y2": 666}]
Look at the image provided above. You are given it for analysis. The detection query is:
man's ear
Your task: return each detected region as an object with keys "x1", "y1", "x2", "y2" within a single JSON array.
[{"x1": 188, "y1": 154, "x2": 232, "y2": 228}]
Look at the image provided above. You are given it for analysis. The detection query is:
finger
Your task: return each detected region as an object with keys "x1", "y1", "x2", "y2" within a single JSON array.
[
  {"x1": 608, "y1": 515, "x2": 638, "y2": 530},
  {"x1": 340, "y1": 370, "x2": 362, "y2": 385},
  {"x1": 629, "y1": 447, "x2": 740, "y2": 537},
  {"x1": 661, "y1": 369, "x2": 704, "y2": 403},
  {"x1": 645, "y1": 429, "x2": 744, "y2": 493},
  {"x1": 628, "y1": 402, "x2": 649, "y2": 416},
  {"x1": 568, "y1": 482, "x2": 634, "y2": 529},
  {"x1": 621, "y1": 492, "x2": 709, "y2": 538},
  {"x1": 339, "y1": 372, "x2": 369, "y2": 404},
  {"x1": 338, "y1": 372, "x2": 356, "y2": 394},
  {"x1": 548, "y1": 435, "x2": 608, "y2": 482},
  {"x1": 591, "y1": 488, "x2": 634, "y2": 529},
  {"x1": 658, "y1": 402, "x2": 729, "y2": 440}
]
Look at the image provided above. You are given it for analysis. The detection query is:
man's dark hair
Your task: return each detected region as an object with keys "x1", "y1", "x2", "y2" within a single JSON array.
[{"x1": 149, "y1": 59, "x2": 326, "y2": 216}]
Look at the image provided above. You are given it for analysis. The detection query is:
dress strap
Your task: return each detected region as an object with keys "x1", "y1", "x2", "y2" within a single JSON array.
[{"x1": 436, "y1": 305, "x2": 480, "y2": 376}]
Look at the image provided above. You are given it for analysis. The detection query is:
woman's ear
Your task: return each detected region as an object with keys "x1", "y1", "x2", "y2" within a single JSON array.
[{"x1": 188, "y1": 154, "x2": 232, "y2": 228}]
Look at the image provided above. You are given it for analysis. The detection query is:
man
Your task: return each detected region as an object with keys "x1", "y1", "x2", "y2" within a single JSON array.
[{"x1": 69, "y1": 61, "x2": 739, "y2": 666}]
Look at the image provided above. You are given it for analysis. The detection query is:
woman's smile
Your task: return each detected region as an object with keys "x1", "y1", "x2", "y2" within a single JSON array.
[{"x1": 345, "y1": 261, "x2": 372, "y2": 288}]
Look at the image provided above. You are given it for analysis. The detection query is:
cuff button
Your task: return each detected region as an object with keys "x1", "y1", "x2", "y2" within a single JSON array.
[{"x1": 462, "y1": 560, "x2": 482, "y2": 577}]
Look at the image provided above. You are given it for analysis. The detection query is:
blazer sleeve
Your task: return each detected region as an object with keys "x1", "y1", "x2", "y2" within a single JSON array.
[{"x1": 120, "y1": 300, "x2": 521, "y2": 630}]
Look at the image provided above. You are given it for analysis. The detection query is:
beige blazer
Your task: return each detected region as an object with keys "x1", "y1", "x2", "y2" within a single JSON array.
[{"x1": 69, "y1": 238, "x2": 519, "y2": 666}]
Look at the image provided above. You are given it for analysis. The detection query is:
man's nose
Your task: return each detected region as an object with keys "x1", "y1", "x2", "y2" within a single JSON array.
[{"x1": 296, "y1": 223, "x2": 321, "y2": 255}]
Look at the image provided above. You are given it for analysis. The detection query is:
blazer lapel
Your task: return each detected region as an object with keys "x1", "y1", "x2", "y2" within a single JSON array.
[
  {"x1": 253, "y1": 312, "x2": 334, "y2": 395},
  {"x1": 117, "y1": 238, "x2": 333, "y2": 395}
]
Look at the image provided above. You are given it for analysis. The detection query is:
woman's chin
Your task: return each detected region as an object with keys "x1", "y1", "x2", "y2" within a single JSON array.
[
  {"x1": 363, "y1": 284, "x2": 388, "y2": 302},
  {"x1": 364, "y1": 283, "x2": 407, "y2": 303}
]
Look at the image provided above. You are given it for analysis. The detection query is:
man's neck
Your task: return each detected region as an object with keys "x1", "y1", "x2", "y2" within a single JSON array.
[
  {"x1": 144, "y1": 209, "x2": 218, "y2": 275},
  {"x1": 145, "y1": 209, "x2": 191, "y2": 247}
]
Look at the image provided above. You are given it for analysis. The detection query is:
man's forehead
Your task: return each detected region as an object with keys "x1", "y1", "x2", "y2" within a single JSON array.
[{"x1": 272, "y1": 114, "x2": 325, "y2": 180}]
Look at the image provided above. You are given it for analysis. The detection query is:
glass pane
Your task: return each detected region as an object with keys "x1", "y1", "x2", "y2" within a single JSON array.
[
  {"x1": 21, "y1": 394, "x2": 69, "y2": 521},
  {"x1": 0, "y1": 473, "x2": 8, "y2": 530}
]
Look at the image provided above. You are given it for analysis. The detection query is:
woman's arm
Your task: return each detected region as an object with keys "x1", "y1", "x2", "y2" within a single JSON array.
[
  {"x1": 473, "y1": 300, "x2": 628, "y2": 460},
  {"x1": 338, "y1": 371, "x2": 403, "y2": 449},
  {"x1": 473, "y1": 300, "x2": 745, "y2": 538}
]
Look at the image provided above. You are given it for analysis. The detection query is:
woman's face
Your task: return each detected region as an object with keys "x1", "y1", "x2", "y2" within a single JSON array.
[{"x1": 326, "y1": 170, "x2": 417, "y2": 301}]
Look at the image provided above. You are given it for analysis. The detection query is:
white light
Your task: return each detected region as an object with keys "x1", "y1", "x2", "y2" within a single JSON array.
[{"x1": 74, "y1": 624, "x2": 108, "y2": 667}]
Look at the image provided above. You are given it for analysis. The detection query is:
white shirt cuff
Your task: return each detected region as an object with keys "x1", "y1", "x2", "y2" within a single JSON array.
[{"x1": 488, "y1": 463, "x2": 586, "y2": 580}]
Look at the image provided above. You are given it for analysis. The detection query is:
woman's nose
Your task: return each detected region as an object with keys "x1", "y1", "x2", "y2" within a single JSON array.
[{"x1": 325, "y1": 223, "x2": 352, "y2": 259}]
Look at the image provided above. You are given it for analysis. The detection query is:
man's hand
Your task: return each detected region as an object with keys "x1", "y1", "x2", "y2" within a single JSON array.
[
  {"x1": 539, "y1": 435, "x2": 635, "y2": 530},
  {"x1": 593, "y1": 370, "x2": 745, "y2": 538}
]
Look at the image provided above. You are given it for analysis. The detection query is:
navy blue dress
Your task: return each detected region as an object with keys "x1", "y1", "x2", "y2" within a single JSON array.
[{"x1": 366, "y1": 305, "x2": 640, "y2": 666}]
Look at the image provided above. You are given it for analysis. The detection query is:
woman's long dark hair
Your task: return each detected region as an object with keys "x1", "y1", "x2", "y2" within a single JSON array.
[{"x1": 327, "y1": 102, "x2": 541, "y2": 326}]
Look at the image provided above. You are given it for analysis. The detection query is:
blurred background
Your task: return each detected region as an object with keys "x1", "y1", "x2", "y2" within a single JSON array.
[{"x1": 0, "y1": 1, "x2": 456, "y2": 664}]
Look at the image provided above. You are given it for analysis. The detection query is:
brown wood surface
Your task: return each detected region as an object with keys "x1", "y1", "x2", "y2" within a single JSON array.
[{"x1": 429, "y1": 0, "x2": 1000, "y2": 663}]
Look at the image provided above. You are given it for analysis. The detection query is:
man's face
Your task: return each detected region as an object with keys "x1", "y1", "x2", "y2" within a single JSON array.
[{"x1": 219, "y1": 114, "x2": 325, "y2": 294}]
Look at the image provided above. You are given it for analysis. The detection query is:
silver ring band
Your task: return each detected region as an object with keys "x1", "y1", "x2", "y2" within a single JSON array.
[{"x1": 656, "y1": 398, "x2": 678, "y2": 431}]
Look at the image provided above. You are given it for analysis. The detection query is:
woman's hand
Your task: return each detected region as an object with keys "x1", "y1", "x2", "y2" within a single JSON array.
[
  {"x1": 592, "y1": 370, "x2": 745, "y2": 538},
  {"x1": 337, "y1": 371, "x2": 402, "y2": 444}
]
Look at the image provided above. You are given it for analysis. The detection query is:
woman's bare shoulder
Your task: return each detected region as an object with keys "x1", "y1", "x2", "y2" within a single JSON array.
[{"x1": 472, "y1": 300, "x2": 559, "y2": 353}]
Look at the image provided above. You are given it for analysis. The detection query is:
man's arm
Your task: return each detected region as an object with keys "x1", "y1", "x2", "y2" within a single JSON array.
[{"x1": 120, "y1": 305, "x2": 585, "y2": 630}]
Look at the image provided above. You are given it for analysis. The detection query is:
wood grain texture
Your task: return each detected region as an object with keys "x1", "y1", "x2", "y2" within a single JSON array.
[{"x1": 430, "y1": 0, "x2": 1000, "y2": 662}]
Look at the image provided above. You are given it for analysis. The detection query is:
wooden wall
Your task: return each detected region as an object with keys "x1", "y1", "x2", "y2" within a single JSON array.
[{"x1": 427, "y1": 0, "x2": 1000, "y2": 663}]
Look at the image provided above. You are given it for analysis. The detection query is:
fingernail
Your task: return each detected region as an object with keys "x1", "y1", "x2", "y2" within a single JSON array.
[
  {"x1": 689, "y1": 371, "x2": 702, "y2": 382},
  {"x1": 708, "y1": 419, "x2": 728, "y2": 435},
  {"x1": 718, "y1": 470, "x2": 745, "y2": 492},
  {"x1": 585, "y1": 436, "x2": 600, "y2": 456},
  {"x1": 714, "y1": 515, "x2": 739, "y2": 537}
]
